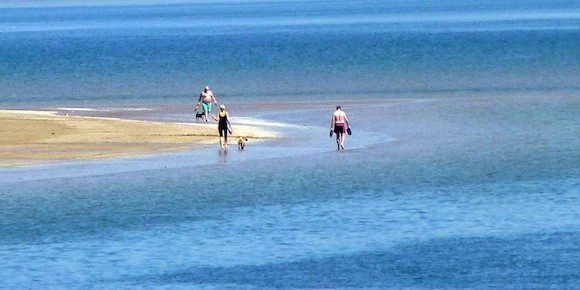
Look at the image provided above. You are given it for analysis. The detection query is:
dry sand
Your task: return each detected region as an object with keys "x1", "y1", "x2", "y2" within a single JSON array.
[{"x1": 0, "y1": 109, "x2": 277, "y2": 167}]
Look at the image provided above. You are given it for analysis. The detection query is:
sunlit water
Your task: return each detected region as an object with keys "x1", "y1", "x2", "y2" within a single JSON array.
[{"x1": 1, "y1": 1, "x2": 579, "y2": 288}]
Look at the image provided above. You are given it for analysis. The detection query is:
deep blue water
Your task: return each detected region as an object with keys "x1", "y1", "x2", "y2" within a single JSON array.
[
  {"x1": 1, "y1": 1, "x2": 579, "y2": 289},
  {"x1": 1, "y1": 0, "x2": 578, "y2": 105}
]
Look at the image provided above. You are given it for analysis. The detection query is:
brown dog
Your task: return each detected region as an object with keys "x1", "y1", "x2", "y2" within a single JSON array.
[{"x1": 238, "y1": 137, "x2": 248, "y2": 150}]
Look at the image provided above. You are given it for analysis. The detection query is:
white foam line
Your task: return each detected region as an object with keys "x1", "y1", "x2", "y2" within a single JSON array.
[
  {"x1": 55, "y1": 107, "x2": 97, "y2": 111},
  {"x1": 0, "y1": 109, "x2": 58, "y2": 116},
  {"x1": 55, "y1": 107, "x2": 152, "y2": 112},
  {"x1": 231, "y1": 117, "x2": 303, "y2": 128}
]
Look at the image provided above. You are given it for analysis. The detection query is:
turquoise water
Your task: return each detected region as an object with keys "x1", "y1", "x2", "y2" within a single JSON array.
[{"x1": 1, "y1": 1, "x2": 579, "y2": 288}]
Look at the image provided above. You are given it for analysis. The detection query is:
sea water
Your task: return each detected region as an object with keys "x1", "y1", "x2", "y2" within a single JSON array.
[{"x1": 1, "y1": 1, "x2": 579, "y2": 289}]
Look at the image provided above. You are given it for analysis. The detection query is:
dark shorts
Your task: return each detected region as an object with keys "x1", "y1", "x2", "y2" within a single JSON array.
[{"x1": 334, "y1": 124, "x2": 346, "y2": 134}]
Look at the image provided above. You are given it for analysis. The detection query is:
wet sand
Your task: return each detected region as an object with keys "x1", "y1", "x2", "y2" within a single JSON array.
[{"x1": 0, "y1": 109, "x2": 277, "y2": 167}]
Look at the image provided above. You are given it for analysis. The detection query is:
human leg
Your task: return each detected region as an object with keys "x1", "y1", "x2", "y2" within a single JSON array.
[
  {"x1": 218, "y1": 128, "x2": 225, "y2": 148},
  {"x1": 223, "y1": 129, "x2": 228, "y2": 149},
  {"x1": 334, "y1": 124, "x2": 345, "y2": 150},
  {"x1": 202, "y1": 103, "x2": 212, "y2": 122}
]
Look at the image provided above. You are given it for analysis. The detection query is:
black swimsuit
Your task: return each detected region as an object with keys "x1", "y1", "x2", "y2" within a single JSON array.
[{"x1": 218, "y1": 111, "x2": 229, "y2": 140}]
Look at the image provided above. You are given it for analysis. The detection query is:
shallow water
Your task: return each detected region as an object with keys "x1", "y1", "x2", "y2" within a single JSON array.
[
  {"x1": 1, "y1": 93, "x2": 578, "y2": 288},
  {"x1": 1, "y1": 0, "x2": 579, "y2": 288}
]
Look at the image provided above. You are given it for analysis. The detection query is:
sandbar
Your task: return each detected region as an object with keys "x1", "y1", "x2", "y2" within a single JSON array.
[{"x1": 0, "y1": 109, "x2": 277, "y2": 167}]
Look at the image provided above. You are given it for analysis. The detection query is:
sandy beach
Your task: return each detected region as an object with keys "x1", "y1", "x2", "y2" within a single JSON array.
[{"x1": 0, "y1": 109, "x2": 277, "y2": 167}]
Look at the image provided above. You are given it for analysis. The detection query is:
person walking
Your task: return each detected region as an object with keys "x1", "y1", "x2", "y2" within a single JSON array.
[
  {"x1": 330, "y1": 105, "x2": 350, "y2": 150},
  {"x1": 213, "y1": 104, "x2": 232, "y2": 149},
  {"x1": 195, "y1": 86, "x2": 217, "y2": 122}
]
